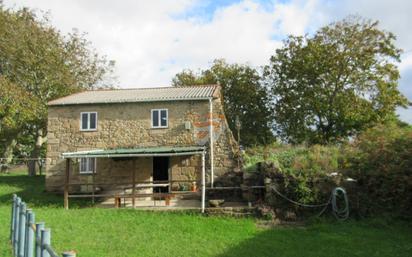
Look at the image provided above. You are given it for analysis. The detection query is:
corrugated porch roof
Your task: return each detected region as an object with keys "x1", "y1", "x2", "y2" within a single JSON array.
[{"x1": 62, "y1": 146, "x2": 205, "y2": 158}]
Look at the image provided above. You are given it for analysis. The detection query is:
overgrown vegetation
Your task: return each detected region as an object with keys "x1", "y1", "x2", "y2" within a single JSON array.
[
  {"x1": 244, "y1": 121, "x2": 412, "y2": 218},
  {"x1": 1, "y1": 172, "x2": 411, "y2": 257},
  {"x1": 344, "y1": 122, "x2": 412, "y2": 217},
  {"x1": 244, "y1": 143, "x2": 341, "y2": 204}
]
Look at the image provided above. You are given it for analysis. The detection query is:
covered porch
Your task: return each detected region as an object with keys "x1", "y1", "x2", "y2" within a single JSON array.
[{"x1": 61, "y1": 146, "x2": 208, "y2": 212}]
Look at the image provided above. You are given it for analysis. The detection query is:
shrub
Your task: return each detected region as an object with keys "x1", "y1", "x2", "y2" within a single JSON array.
[
  {"x1": 244, "y1": 144, "x2": 342, "y2": 205},
  {"x1": 344, "y1": 122, "x2": 412, "y2": 217},
  {"x1": 245, "y1": 123, "x2": 412, "y2": 219}
]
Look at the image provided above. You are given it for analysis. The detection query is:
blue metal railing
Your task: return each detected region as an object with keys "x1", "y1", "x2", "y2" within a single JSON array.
[{"x1": 9, "y1": 194, "x2": 76, "y2": 257}]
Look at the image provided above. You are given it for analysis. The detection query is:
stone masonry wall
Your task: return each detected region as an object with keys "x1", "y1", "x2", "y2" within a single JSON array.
[{"x1": 46, "y1": 97, "x2": 239, "y2": 192}]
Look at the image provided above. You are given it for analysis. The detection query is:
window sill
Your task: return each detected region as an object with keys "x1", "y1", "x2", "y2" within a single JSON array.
[
  {"x1": 80, "y1": 129, "x2": 98, "y2": 132},
  {"x1": 79, "y1": 172, "x2": 95, "y2": 175}
]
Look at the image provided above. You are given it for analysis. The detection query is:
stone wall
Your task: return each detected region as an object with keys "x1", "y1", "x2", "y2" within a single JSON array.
[{"x1": 46, "y1": 96, "x2": 239, "y2": 191}]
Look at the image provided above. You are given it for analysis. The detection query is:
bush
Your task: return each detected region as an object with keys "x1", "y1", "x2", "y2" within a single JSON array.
[
  {"x1": 344, "y1": 122, "x2": 412, "y2": 217},
  {"x1": 244, "y1": 144, "x2": 342, "y2": 205},
  {"x1": 245, "y1": 122, "x2": 412, "y2": 219}
]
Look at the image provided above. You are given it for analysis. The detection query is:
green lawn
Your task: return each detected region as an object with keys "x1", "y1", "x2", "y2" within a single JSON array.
[{"x1": 1, "y1": 172, "x2": 411, "y2": 257}]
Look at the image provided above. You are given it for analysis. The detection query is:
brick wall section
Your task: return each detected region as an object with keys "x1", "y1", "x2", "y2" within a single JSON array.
[{"x1": 46, "y1": 96, "x2": 240, "y2": 192}]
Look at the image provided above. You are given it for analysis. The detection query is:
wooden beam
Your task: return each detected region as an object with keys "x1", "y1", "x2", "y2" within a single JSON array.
[
  {"x1": 66, "y1": 179, "x2": 196, "y2": 186},
  {"x1": 92, "y1": 163, "x2": 95, "y2": 204},
  {"x1": 64, "y1": 158, "x2": 70, "y2": 210},
  {"x1": 132, "y1": 159, "x2": 136, "y2": 208}
]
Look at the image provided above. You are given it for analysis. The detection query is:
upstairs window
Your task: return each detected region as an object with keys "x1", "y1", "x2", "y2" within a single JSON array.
[
  {"x1": 79, "y1": 158, "x2": 96, "y2": 174},
  {"x1": 80, "y1": 112, "x2": 97, "y2": 131},
  {"x1": 151, "y1": 109, "x2": 168, "y2": 128}
]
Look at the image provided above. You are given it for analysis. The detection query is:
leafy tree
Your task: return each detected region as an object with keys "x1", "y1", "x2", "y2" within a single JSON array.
[
  {"x1": 173, "y1": 59, "x2": 275, "y2": 146},
  {"x1": 264, "y1": 16, "x2": 408, "y2": 144},
  {"x1": 0, "y1": 6, "x2": 115, "y2": 174},
  {"x1": 0, "y1": 76, "x2": 39, "y2": 165}
]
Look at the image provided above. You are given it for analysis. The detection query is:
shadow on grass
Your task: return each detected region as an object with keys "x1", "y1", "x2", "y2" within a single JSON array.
[
  {"x1": 0, "y1": 173, "x2": 89, "y2": 208},
  {"x1": 216, "y1": 220, "x2": 412, "y2": 257}
]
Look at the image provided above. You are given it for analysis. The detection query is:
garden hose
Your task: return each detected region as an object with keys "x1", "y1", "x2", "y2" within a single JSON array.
[
  {"x1": 331, "y1": 187, "x2": 349, "y2": 220},
  {"x1": 271, "y1": 185, "x2": 349, "y2": 221}
]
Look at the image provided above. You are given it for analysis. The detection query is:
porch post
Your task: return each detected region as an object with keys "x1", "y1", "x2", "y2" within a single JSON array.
[
  {"x1": 201, "y1": 152, "x2": 206, "y2": 213},
  {"x1": 132, "y1": 159, "x2": 136, "y2": 208},
  {"x1": 64, "y1": 158, "x2": 70, "y2": 210},
  {"x1": 92, "y1": 164, "x2": 95, "y2": 204}
]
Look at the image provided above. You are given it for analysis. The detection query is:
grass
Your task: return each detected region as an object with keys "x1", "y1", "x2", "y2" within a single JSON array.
[{"x1": 1, "y1": 172, "x2": 412, "y2": 257}]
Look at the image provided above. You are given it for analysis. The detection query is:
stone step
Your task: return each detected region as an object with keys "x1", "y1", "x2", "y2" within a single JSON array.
[{"x1": 205, "y1": 206, "x2": 256, "y2": 217}]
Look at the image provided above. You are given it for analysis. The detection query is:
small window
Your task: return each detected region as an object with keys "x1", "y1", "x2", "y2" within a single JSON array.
[
  {"x1": 79, "y1": 158, "x2": 96, "y2": 174},
  {"x1": 80, "y1": 112, "x2": 97, "y2": 131},
  {"x1": 151, "y1": 109, "x2": 168, "y2": 128}
]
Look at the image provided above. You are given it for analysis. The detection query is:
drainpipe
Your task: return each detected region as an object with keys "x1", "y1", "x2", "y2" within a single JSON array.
[{"x1": 209, "y1": 98, "x2": 214, "y2": 188}]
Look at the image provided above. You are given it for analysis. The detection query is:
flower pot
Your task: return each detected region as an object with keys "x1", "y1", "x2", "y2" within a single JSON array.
[{"x1": 191, "y1": 182, "x2": 197, "y2": 192}]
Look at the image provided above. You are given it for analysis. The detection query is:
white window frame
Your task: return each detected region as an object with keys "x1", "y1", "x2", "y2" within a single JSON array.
[
  {"x1": 79, "y1": 157, "x2": 97, "y2": 174},
  {"x1": 80, "y1": 112, "x2": 98, "y2": 131},
  {"x1": 151, "y1": 109, "x2": 168, "y2": 128}
]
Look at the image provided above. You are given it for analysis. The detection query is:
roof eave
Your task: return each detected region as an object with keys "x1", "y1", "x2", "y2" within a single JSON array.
[
  {"x1": 48, "y1": 96, "x2": 215, "y2": 106},
  {"x1": 62, "y1": 151, "x2": 205, "y2": 158},
  {"x1": 61, "y1": 146, "x2": 206, "y2": 158}
]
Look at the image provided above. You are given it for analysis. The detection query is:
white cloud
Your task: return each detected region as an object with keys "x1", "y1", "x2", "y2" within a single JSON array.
[
  {"x1": 3, "y1": 0, "x2": 412, "y2": 121},
  {"x1": 3, "y1": 0, "x2": 322, "y2": 87},
  {"x1": 274, "y1": 0, "x2": 322, "y2": 35}
]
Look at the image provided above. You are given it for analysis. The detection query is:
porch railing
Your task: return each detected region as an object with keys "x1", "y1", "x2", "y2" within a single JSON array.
[
  {"x1": 9, "y1": 194, "x2": 76, "y2": 257},
  {"x1": 64, "y1": 179, "x2": 199, "y2": 208}
]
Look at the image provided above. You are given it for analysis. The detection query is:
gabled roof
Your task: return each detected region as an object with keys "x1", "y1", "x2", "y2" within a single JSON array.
[
  {"x1": 48, "y1": 85, "x2": 218, "y2": 106},
  {"x1": 62, "y1": 146, "x2": 205, "y2": 158}
]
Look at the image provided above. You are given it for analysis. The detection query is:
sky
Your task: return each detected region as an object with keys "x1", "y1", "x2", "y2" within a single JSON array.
[{"x1": 3, "y1": 0, "x2": 412, "y2": 122}]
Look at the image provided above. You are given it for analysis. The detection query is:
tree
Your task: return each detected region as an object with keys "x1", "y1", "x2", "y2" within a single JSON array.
[
  {"x1": 264, "y1": 16, "x2": 408, "y2": 144},
  {"x1": 0, "y1": 6, "x2": 115, "y2": 174},
  {"x1": 0, "y1": 76, "x2": 39, "y2": 166},
  {"x1": 173, "y1": 59, "x2": 275, "y2": 146}
]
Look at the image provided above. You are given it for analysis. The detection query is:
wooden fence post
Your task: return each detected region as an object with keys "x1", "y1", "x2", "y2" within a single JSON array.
[
  {"x1": 132, "y1": 159, "x2": 136, "y2": 208},
  {"x1": 25, "y1": 210, "x2": 35, "y2": 257},
  {"x1": 64, "y1": 158, "x2": 70, "y2": 210},
  {"x1": 13, "y1": 197, "x2": 21, "y2": 255},
  {"x1": 62, "y1": 251, "x2": 76, "y2": 257},
  {"x1": 41, "y1": 229, "x2": 51, "y2": 257},
  {"x1": 35, "y1": 222, "x2": 45, "y2": 257},
  {"x1": 10, "y1": 194, "x2": 17, "y2": 242},
  {"x1": 18, "y1": 202, "x2": 26, "y2": 257}
]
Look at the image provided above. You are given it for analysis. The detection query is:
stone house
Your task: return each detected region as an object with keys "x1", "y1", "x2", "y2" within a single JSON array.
[{"x1": 46, "y1": 85, "x2": 240, "y2": 210}]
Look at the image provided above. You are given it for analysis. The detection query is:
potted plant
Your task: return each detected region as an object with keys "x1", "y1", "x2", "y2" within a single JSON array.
[
  {"x1": 188, "y1": 172, "x2": 197, "y2": 192},
  {"x1": 180, "y1": 184, "x2": 188, "y2": 191}
]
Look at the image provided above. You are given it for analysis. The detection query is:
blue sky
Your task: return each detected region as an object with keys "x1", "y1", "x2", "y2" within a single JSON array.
[{"x1": 4, "y1": 0, "x2": 412, "y2": 122}]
